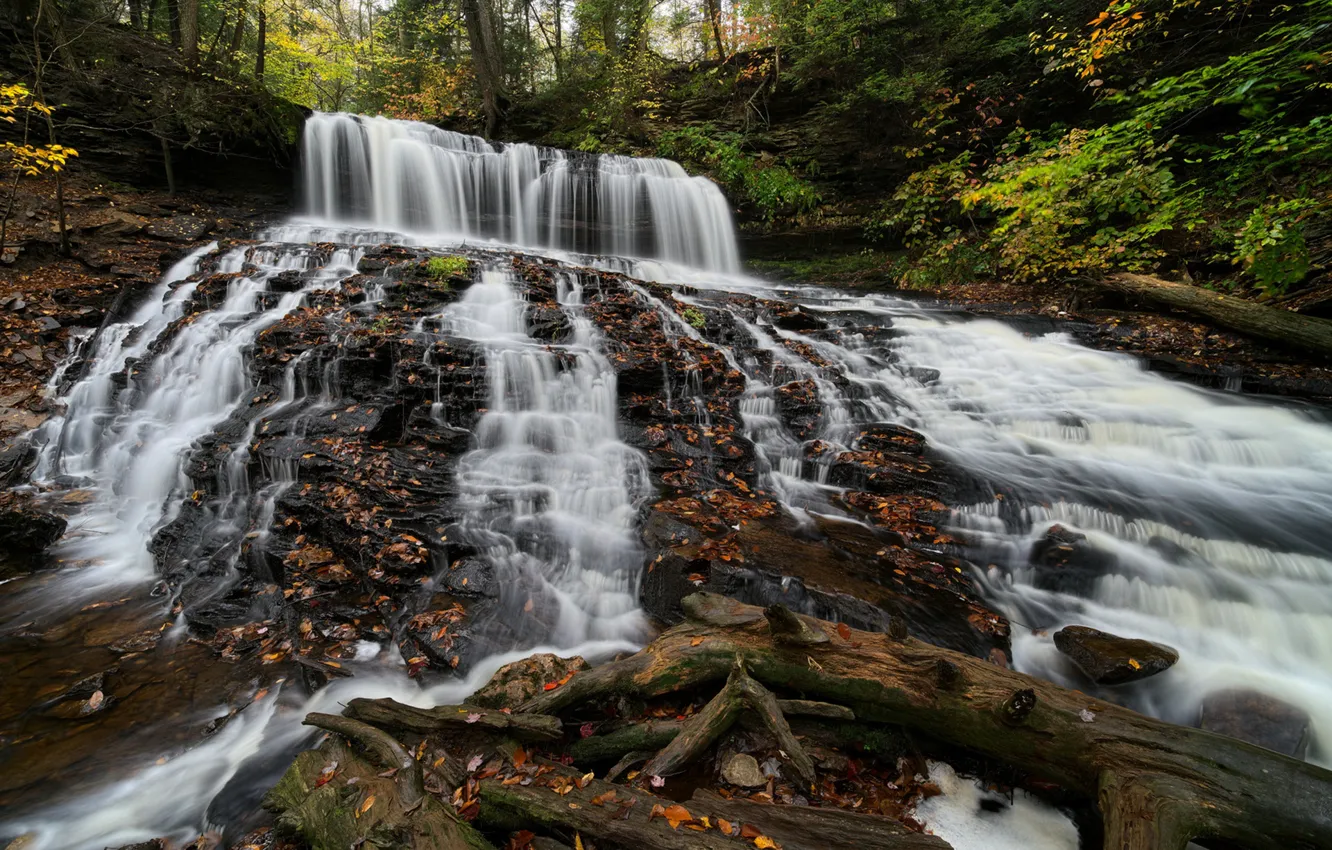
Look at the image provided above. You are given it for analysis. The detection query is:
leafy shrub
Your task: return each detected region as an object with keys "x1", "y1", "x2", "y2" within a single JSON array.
[
  {"x1": 657, "y1": 127, "x2": 821, "y2": 220},
  {"x1": 963, "y1": 123, "x2": 1200, "y2": 282},
  {"x1": 869, "y1": 152, "x2": 977, "y2": 248},
  {"x1": 681, "y1": 306, "x2": 707, "y2": 328},
  {"x1": 1230, "y1": 199, "x2": 1320, "y2": 295}
]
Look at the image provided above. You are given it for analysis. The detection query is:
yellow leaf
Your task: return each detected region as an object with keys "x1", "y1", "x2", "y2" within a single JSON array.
[
  {"x1": 357, "y1": 794, "x2": 376, "y2": 816},
  {"x1": 754, "y1": 836, "x2": 780, "y2": 849},
  {"x1": 575, "y1": 835, "x2": 584, "y2": 850}
]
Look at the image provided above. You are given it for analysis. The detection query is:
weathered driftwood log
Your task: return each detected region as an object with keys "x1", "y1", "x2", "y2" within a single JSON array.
[
  {"x1": 477, "y1": 758, "x2": 949, "y2": 850},
  {"x1": 344, "y1": 696, "x2": 563, "y2": 740},
  {"x1": 521, "y1": 593, "x2": 1332, "y2": 850},
  {"x1": 569, "y1": 699, "x2": 853, "y2": 764},
  {"x1": 641, "y1": 659, "x2": 816, "y2": 785},
  {"x1": 1102, "y1": 272, "x2": 1332, "y2": 359},
  {"x1": 690, "y1": 789, "x2": 947, "y2": 850}
]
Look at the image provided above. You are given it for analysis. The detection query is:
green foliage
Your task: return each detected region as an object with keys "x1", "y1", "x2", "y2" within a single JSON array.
[
  {"x1": 681, "y1": 306, "x2": 707, "y2": 328},
  {"x1": 965, "y1": 123, "x2": 1199, "y2": 282},
  {"x1": 657, "y1": 126, "x2": 820, "y2": 220},
  {"x1": 869, "y1": 152, "x2": 976, "y2": 248},
  {"x1": 426, "y1": 255, "x2": 470, "y2": 280},
  {"x1": 1230, "y1": 199, "x2": 1321, "y2": 296}
]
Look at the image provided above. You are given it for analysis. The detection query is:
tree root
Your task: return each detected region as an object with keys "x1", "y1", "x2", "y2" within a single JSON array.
[
  {"x1": 269, "y1": 593, "x2": 1332, "y2": 850},
  {"x1": 304, "y1": 711, "x2": 425, "y2": 808}
]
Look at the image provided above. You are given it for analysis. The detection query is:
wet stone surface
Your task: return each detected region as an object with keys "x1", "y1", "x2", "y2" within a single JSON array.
[{"x1": 1053, "y1": 625, "x2": 1180, "y2": 686}]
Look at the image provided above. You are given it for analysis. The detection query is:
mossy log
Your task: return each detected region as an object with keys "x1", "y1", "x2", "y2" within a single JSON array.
[
  {"x1": 568, "y1": 699, "x2": 852, "y2": 764},
  {"x1": 521, "y1": 593, "x2": 1332, "y2": 850},
  {"x1": 476, "y1": 759, "x2": 948, "y2": 850},
  {"x1": 641, "y1": 659, "x2": 816, "y2": 785},
  {"x1": 1103, "y1": 272, "x2": 1332, "y2": 359},
  {"x1": 344, "y1": 697, "x2": 563, "y2": 740}
]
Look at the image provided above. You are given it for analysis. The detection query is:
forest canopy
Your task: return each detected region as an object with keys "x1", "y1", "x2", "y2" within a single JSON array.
[{"x1": 3, "y1": 0, "x2": 1330, "y2": 292}]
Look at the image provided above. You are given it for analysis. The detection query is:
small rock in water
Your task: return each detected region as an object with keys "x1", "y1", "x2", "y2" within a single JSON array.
[
  {"x1": 1199, "y1": 689, "x2": 1311, "y2": 759},
  {"x1": 721, "y1": 753, "x2": 767, "y2": 788},
  {"x1": 1052, "y1": 625, "x2": 1179, "y2": 685}
]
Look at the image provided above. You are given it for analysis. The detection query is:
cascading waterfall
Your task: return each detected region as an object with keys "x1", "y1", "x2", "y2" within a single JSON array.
[
  {"x1": 644, "y1": 282, "x2": 1332, "y2": 763},
  {"x1": 425, "y1": 267, "x2": 651, "y2": 646},
  {"x1": 8, "y1": 110, "x2": 1332, "y2": 848},
  {"x1": 299, "y1": 112, "x2": 739, "y2": 272}
]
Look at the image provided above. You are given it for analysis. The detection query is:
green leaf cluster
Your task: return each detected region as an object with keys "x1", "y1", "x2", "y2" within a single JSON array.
[{"x1": 657, "y1": 126, "x2": 820, "y2": 220}]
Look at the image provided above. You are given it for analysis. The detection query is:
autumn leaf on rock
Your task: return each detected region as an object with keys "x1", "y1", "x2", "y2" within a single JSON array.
[
  {"x1": 753, "y1": 836, "x2": 781, "y2": 849},
  {"x1": 836, "y1": 622, "x2": 852, "y2": 640},
  {"x1": 356, "y1": 794, "x2": 376, "y2": 816}
]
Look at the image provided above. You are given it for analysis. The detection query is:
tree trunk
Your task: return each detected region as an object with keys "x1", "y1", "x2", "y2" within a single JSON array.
[
  {"x1": 179, "y1": 0, "x2": 199, "y2": 63},
  {"x1": 128, "y1": 0, "x2": 143, "y2": 30},
  {"x1": 460, "y1": 0, "x2": 505, "y2": 137},
  {"x1": 553, "y1": 0, "x2": 562, "y2": 80},
  {"x1": 166, "y1": 0, "x2": 181, "y2": 48},
  {"x1": 1101, "y1": 272, "x2": 1332, "y2": 360},
  {"x1": 705, "y1": 0, "x2": 725, "y2": 60},
  {"x1": 255, "y1": 8, "x2": 265, "y2": 80},
  {"x1": 228, "y1": 0, "x2": 247, "y2": 60},
  {"x1": 521, "y1": 593, "x2": 1332, "y2": 850}
]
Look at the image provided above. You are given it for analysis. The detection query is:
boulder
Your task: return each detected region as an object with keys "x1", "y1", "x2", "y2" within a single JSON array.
[
  {"x1": 1199, "y1": 689, "x2": 1311, "y2": 759},
  {"x1": 1053, "y1": 625, "x2": 1179, "y2": 685},
  {"x1": 0, "y1": 498, "x2": 67, "y2": 577},
  {"x1": 467, "y1": 652, "x2": 590, "y2": 709},
  {"x1": 721, "y1": 753, "x2": 767, "y2": 788}
]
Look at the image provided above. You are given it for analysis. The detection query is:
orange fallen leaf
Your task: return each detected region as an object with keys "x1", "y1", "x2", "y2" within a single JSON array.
[
  {"x1": 512, "y1": 747, "x2": 528, "y2": 767},
  {"x1": 753, "y1": 836, "x2": 780, "y2": 849},
  {"x1": 717, "y1": 817, "x2": 734, "y2": 835},
  {"x1": 690, "y1": 636, "x2": 704, "y2": 646},
  {"x1": 357, "y1": 794, "x2": 376, "y2": 816},
  {"x1": 836, "y1": 622, "x2": 851, "y2": 640},
  {"x1": 741, "y1": 824, "x2": 763, "y2": 839},
  {"x1": 664, "y1": 804, "x2": 693, "y2": 829}
]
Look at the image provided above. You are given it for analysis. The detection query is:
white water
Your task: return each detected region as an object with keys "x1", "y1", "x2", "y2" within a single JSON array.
[
  {"x1": 431, "y1": 267, "x2": 651, "y2": 646},
  {"x1": 8, "y1": 114, "x2": 1332, "y2": 847},
  {"x1": 300, "y1": 112, "x2": 739, "y2": 272}
]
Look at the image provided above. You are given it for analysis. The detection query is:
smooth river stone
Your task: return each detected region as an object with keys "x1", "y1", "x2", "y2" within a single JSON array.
[{"x1": 1053, "y1": 625, "x2": 1179, "y2": 685}]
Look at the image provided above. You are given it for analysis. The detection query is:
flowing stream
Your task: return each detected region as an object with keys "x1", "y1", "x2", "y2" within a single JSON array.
[{"x1": 3, "y1": 112, "x2": 1332, "y2": 848}]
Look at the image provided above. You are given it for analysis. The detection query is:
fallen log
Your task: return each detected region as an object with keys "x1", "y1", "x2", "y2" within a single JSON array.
[
  {"x1": 521, "y1": 593, "x2": 1332, "y2": 850},
  {"x1": 476, "y1": 758, "x2": 949, "y2": 850},
  {"x1": 1102, "y1": 272, "x2": 1332, "y2": 359},
  {"x1": 689, "y1": 789, "x2": 947, "y2": 850},
  {"x1": 642, "y1": 659, "x2": 816, "y2": 785},
  {"x1": 344, "y1": 696, "x2": 563, "y2": 740}
]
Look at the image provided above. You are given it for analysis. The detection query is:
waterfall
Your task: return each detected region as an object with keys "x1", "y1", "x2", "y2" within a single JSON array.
[
  {"x1": 8, "y1": 111, "x2": 1332, "y2": 848},
  {"x1": 299, "y1": 112, "x2": 740, "y2": 272}
]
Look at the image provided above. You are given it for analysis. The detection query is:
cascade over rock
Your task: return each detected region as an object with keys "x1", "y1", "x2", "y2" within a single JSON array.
[
  {"x1": 4, "y1": 113, "x2": 1332, "y2": 850},
  {"x1": 300, "y1": 112, "x2": 740, "y2": 272}
]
